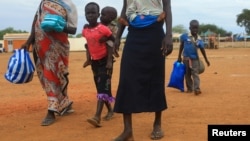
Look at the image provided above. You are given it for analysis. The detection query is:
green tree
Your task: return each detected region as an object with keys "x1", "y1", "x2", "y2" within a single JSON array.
[
  {"x1": 236, "y1": 9, "x2": 250, "y2": 34},
  {"x1": 199, "y1": 24, "x2": 231, "y2": 36},
  {"x1": 172, "y1": 24, "x2": 188, "y2": 33},
  {"x1": 0, "y1": 27, "x2": 28, "y2": 40}
]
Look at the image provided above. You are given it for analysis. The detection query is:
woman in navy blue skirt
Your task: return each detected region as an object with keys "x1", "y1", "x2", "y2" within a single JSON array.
[{"x1": 113, "y1": 0, "x2": 173, "y2": 140}]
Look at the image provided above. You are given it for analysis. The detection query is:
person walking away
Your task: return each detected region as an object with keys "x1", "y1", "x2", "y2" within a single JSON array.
[{"x1": 21, "y1": 0, "x2": 78, "y2": 126}]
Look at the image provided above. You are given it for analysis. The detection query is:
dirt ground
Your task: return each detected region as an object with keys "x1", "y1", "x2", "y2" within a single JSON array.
[{"x1": 0, "y1": 47, "x2": 250, "y2": 141}]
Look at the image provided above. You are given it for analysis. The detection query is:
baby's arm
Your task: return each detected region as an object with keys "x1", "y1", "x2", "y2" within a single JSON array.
[{"x1": 99, "y1": 35, "x2": 115, "y2": 43}]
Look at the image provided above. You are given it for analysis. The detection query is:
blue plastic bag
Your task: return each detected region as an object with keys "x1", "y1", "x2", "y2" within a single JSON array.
[
  {"x1": 167, "y1": 61, "x2": 186, "y2": 92},
  {"x1": 41, "y1": 14, "x2": 66, "y2": 32},
  {"x1": 4, "y1": 49, "x2": 35, "y2": 84}
]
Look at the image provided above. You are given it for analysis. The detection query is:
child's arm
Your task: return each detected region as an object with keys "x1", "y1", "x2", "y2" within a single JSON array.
[
  {"x1": 83, "y1": 44, "x2": 92, "y2": 68},
  {"x1": 106, "y1": 45, "x2": 113, "y2": 70},
  {"x1": 114, "y1": 0, "x2": 127, "y2": 52},
  {"x1": 200, "y1": 48, "x2": 210, "y2": 66},
  {"x1": 99, "y1": 35, "x2": 115, "y2": 43},
  {"x1": 21, "y1": 13, "x2": 37, "y2": 50},
  {"x1": 177, "y1": 41, "x2": 184, "y2": 62},
  {"x1": 161, "y1": 0, "x2": 173, "y2": 56}
]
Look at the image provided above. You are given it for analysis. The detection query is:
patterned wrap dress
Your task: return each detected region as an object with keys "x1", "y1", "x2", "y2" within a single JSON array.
[{"x1": 33, "y1": 0, "x2": 77, "y2": 113}]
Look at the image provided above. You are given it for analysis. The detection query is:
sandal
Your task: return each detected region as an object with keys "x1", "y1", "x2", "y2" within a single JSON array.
[
  {"x1": 150, "y1": 129, "x2": 164, "y2": 140},
  {"x1": 87, "y1": 117, "x2": 102, "y2": 127},
  {"x1": 41, "y1": 117, "x2": 55, "y2": 126},
  {"x1": 60, "y1": 101, "x2": 74, "y2": 116}
]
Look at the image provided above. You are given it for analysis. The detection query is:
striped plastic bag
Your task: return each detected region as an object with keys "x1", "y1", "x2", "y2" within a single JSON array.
[{"x1": 4, "y1": 49, "x2": 35, "y2": 84}]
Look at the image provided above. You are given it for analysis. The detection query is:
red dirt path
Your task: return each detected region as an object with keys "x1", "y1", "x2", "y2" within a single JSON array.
[{"x1": 0, "y1": 47, "x2": 250, "y2": 141}]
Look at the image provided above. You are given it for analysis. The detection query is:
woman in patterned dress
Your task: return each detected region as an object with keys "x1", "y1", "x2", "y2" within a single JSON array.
[{"x1": 22, "y1": 0, "x2": 78, "y2": 126}]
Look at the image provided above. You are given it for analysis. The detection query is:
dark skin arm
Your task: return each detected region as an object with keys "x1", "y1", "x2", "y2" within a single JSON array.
[
  {"x1": 99, "y1": 34, "x2": 115, "y2": 69},
  {"x1": 177, "y1": 41, "x2": 184, "y2": 62},
  {"x1": 106, "y1": 45, "x2": 113, "y2": 70},
  {"x1": 99, "y1": 35, "x2": 115, "y2": 43},
  {"x1": 21, "y1": 13, "x2": 37, "y2": 51},
  {"x1": 161, "y1": 0, "x2": 173, "y2": 56},
  {"x1": 199, "y1": 48, "x2": 210, "y2": 66},
  {"x1": 113, "y1": 0, "x2": 127, "y2": 52}
]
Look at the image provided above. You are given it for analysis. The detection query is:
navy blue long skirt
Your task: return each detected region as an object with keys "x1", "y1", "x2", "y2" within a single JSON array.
[{"x1": 114, "y1": 21, "x2": 167, "y2": 113}]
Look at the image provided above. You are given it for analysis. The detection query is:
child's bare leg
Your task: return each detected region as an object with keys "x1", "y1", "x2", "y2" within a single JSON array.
[
  {"x1": 103, "y1": 101, "x2": 114, "y2": 121},
  {"x1": 157, "y1": 12, "x2": 166, "y2": 22},
  {"x1": 87, "y1": 100, "x2": 104, "y2": 127},
  {"x1": 83, "y1": 50, "x2": 91, "y2": 68},
  {"x1": 118, "y1": 17, "x2": 129, "y2": 26},
  {"x1": 106, "y1": 45, "x2": 113, "y2": 69}
]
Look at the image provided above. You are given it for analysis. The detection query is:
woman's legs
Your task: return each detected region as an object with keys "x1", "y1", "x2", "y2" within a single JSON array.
[
  {"x1": 114, "y1": 113, "x2": 134, "y2": 141},
  {"x1": 151, "y1": 111, "x2": 164, "y2": 140}
]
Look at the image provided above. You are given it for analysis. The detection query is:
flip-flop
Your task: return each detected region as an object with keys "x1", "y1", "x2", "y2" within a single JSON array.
[
  {"x1": 60, "y1": 101, "x2": 73, "y2": 116},
  {"x1": 150, "y1": 129, "x2": 164, "y2": 140},
  {"x1": 87, "y1": 118, "x2": 102, "y2": 127},
  {"x1": 41, "y1": 117, "x2": 55, "y2": 126}
]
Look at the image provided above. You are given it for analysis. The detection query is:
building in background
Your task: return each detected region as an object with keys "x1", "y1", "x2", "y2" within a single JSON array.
[
  {"x1": 3, "y1": 33, "x2": 30, "y2": 52},
  {"x1": 3, "y1": 33, "x2": 86, "y2": 52}
]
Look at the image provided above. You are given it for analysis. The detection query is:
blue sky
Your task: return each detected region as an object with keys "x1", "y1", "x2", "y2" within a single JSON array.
[{"x1": 0, "y1": 0, "x2": 249, "y2": 35}]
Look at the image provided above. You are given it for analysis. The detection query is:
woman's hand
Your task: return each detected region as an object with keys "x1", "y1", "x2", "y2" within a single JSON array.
[
  {"x1": 21, "y1": 43, "x2": 30, "y2": 51},
  {"x1": 161, "y1": 35, "x2": 173, "y2": 56},
  {"x1": 113, "y1": 38, "x2": 121, "y2": 57}
]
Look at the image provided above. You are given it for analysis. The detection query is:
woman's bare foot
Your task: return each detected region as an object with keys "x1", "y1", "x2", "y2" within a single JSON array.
[{"x1": 113, "y1": 131, "x2": 134, "y2": 141}]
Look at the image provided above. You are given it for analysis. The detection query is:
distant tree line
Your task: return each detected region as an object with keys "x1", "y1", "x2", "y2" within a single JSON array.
[
  {"x1": 1, "y1": 9, "x2": 250, "y2": 40},
  {"x1": 172, "y1": 24, "x2": 232, "y2": 37},
  {"x1": 0, "y1": 27, "x2": 28, "y2": 40}
]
